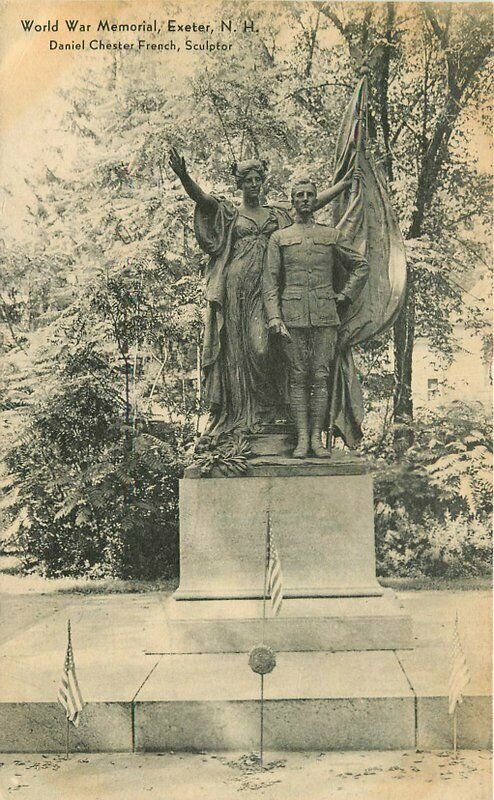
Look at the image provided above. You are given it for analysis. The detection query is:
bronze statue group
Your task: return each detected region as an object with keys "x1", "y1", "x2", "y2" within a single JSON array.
[{"x1": 168, "y1": 81, "x2": 406, "y2": 457}]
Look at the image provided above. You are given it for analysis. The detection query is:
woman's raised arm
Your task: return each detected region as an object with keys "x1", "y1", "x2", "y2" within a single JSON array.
[{"x1": 168, "y1": 147, "x2": 218, "y2": 210}]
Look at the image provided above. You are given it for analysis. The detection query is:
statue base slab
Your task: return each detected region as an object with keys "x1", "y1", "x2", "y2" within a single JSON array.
[
  {"x1": 169, "y1": 455, "x2": 412, "y2": 653},
  {"x1": 166, "y1": 594, "x2": 412, "y2": 653}
]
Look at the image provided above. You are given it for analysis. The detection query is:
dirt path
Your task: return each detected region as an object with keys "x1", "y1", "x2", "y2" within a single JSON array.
[
  {"x1": 0, "y1": 749, "x2": 490, "y2": 799},
  {"x1": 0, "y1": 595, "x2": 74, "y2": 647}
]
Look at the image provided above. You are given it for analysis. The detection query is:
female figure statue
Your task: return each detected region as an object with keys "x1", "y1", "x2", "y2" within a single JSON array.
[{"x1": 169, "y1": 148, "x2": 350, "y2": 438}]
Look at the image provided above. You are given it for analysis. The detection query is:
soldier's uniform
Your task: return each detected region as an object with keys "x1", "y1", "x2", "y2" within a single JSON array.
[{"x1": 264, "y1": 221, "x2": 369, "y2": 456}]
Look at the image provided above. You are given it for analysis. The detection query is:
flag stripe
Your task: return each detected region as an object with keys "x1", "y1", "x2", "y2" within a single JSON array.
[
  {"x1": 67, "y1": 671, "x2": 84, "y2": 706},
  {"x1": 267, "y1": 517, "x2": 283, "y2": 617},
  {"x1": 59, "y1": 677, "x2": 80, "y2": 720}
]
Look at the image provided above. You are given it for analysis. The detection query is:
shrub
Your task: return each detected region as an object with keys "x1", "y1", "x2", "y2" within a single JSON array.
[
  {"x1": 376, "y1": 507, "x2": 492, "y2": 578},
  {"x1": 375, "y1": 505, "x2": 432, "y2": 577},
  {"x1": 424, "y1": 513, "x2": 492, "y2": 578},
  {"x1": 369, "y1": 401, "x2": 492, "y2": 577},
  {"x1": 3, "y1": 369, "x2": 189, "y2": 579}
]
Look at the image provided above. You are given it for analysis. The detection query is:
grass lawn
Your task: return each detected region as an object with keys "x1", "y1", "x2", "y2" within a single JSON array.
[
  {"x1": 0, "y1": 554, "x2": 490, "y2": 595},
  {"x1": 379, "y1": 575, "x2": 492, "y2": 592},
  {"x1": 57, "y1": 575, "x2": 492, "y2": 594}
]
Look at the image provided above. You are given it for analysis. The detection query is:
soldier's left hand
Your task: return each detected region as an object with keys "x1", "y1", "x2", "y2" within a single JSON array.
[{"x1": 336, "y1": 293, "x2": 351, "y2": 310}]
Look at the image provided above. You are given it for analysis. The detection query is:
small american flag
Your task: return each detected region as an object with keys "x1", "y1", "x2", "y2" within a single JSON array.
[
  {"x1": 58, "y1": 620, "x2": 85, "y2": 727},
  {"x1": 267, "y1": 514, "x2": 283, "y2": 616},
  {"x1": 448, "y1": 611, "x2": 470, "y2": 716}
]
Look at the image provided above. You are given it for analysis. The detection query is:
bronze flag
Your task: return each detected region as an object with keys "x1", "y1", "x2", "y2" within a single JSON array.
[{"x1": 330, "y1": 75, "x2": 407, "y2": 446}]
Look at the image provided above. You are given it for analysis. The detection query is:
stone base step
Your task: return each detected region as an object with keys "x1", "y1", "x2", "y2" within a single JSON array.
[
  {"x1": 165, "y1": 593, "x2": 413, "y2": 653},
  {"x1": 0, "y1": 651, "x2": 490, "y2": 753}
]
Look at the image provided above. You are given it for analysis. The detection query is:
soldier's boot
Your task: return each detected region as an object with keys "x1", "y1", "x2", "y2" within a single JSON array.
[
  {"x1": 291, "y1": 385, "x2": 310, "y2": 458},
  {"x1": 310, "y1": 383, "x2": 332, "y2": 458}
]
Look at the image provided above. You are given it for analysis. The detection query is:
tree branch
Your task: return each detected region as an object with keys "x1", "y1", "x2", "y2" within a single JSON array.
[
  {"x1": 423, "y1": 5, "x2": 447, "y2": 46},
  {"x1": 391, "y1": 88, "x2": 425, "y2": 144},
  {"x1": 360, "y1": 5, "x2": 374, "y2": 50},
  {"x1": 421, "y1": 34, "x2": 431, "y2": 156},
  {"x1": 319, "y1": 5, "x2": 346, "y2": 37},
  {"x1": 277, "y1": 80, "x2": 354, "y2": 107},
  {"x1": 305, "y1": 9, "x2": 321, "y2": 78},
  {"x1": 0, "y1": 298, "x2": 27, "y2": 352},
  {"x1": 258, "y1": 36, "x2": 276, "y2": 66},
  {"x1": 424, "y1": 4, "x2": 460, "y2": 102}
]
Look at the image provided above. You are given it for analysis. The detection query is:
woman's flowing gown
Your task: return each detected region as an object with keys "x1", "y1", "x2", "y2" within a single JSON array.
[{"x1": 194, "y1": 200, "x2": 292, "y2": 437}]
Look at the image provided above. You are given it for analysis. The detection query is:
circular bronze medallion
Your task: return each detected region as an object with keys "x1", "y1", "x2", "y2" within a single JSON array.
[{"x1": 249, "y1": 644, "x2": 276, "y2": 675}]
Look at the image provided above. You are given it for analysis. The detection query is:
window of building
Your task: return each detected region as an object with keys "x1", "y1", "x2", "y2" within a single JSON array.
[{"x1": 427, "y1": 378, "x2": 439, "y2": 401}]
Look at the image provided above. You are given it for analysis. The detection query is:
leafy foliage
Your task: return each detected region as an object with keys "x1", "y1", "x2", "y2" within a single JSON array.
[
  {"x1": 376, "y1": 511, "x2": 491, "y2": 579},
  {"x1": 365, "y1": 401, "x2": 492, "y2": 577},
  {"x1": 2, "y1": 350, "x2": 189, "y2": 578},
  {"x1": 0, "y1": 255, "x2": 200, "y2": 577}
]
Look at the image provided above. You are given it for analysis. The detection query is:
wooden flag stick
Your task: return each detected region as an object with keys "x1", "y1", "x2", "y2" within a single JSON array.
[
  {"x1": 261, "y1": 512, "x2": 270, "y2": 643},
  {"x1": 66, "y1": 618, "x2": 71, "y2": 759},
  {"x1": 260, "y1": 674, "x2": 265, "y2": 771},
  {"x1": 259, "y1": 512, "x2": 270, "y2": 771},
  {"x1": 453, "y1": 708, "x2": 457, "y2": 757}
]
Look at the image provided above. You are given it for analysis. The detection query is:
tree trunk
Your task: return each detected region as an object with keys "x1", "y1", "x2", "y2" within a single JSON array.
[
  {"x1": 124, "y1": 355, "x2": 131, "y2": 426},
  {"x1": 377, "y1": 4, "x2": 395, "y2": 183},
  {"x1": 392, "y1": 275, "x2": 415, "y2": 449},
  {"x1": 392, "y1": 110, "x2": 454, "y2": 448},
  {"x1": 304, "y1": 10, "x2": 320, "y2": 78}
]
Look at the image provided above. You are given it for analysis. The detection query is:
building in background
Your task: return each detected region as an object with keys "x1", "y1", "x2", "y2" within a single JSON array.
[{"x1": 412, "y1": 274, "x2": 492, "y2": 410}]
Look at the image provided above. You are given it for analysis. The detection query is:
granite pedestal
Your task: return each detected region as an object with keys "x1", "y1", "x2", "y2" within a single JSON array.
[
  {"x1": 1, "y1": 592, "x2": 491, "y2": 752},
  {"x1": 167, "y1": 453, "x2": 412, "y2": 653}
]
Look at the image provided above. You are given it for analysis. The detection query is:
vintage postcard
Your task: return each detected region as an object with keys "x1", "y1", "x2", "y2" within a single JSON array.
[{"x1": 0, "y1": 1, "x2": 491, "y2": 798}]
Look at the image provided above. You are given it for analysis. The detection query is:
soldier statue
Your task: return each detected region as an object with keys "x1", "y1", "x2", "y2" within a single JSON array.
[{"x1": 263, "y1": 178, "x2": 369, "y2": 458}]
